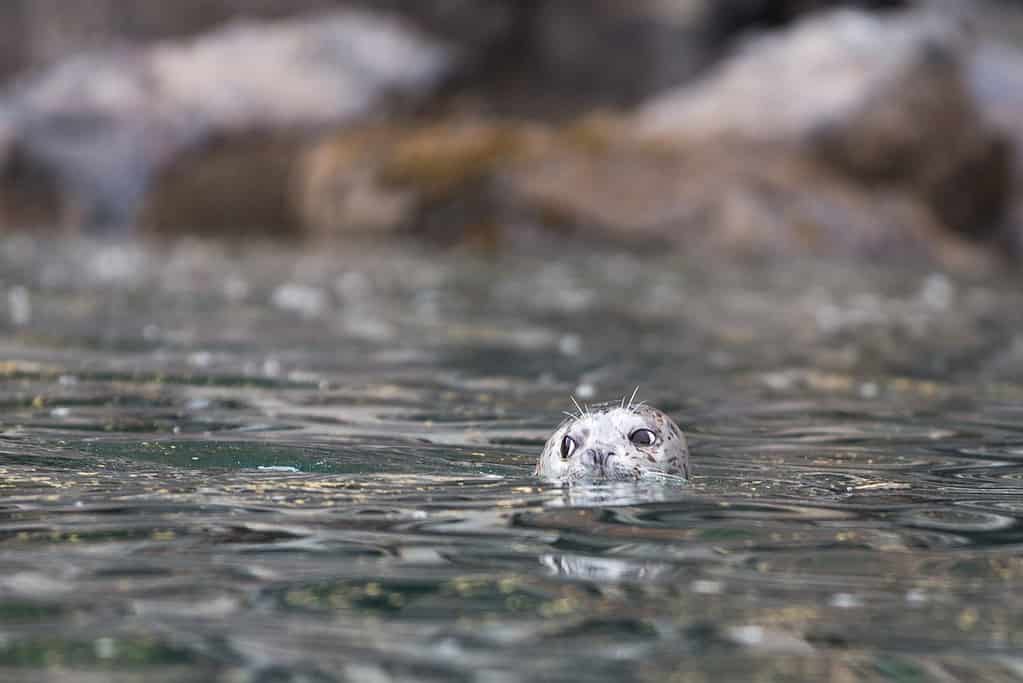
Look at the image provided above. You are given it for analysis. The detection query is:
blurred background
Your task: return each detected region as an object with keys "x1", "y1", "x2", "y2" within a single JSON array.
[{"x1": 0, "y1": 0, "x2": 1020, "y2": 268}]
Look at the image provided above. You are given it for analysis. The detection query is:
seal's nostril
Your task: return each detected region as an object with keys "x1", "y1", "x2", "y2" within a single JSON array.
[{"x1": 583, "y1": 449, "x2": 610, "y2": 469}]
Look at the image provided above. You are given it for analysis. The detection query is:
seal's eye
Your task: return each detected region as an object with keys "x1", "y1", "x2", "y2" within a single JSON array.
[
  {"x1": 560, "y1": 435, "x2": 577, "y2": 459},
  {"x1": 629, "y1": 429, "x2": 657, "y2": 446}
]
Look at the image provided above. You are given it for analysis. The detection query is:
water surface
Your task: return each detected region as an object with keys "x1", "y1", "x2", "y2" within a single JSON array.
[{"x1": 2, "y1": 237, "x2": 1023, "y2": 681}]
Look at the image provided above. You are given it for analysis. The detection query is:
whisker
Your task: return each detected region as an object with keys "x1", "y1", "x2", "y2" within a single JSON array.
[
  {"x1": 570, "y1": 395, "x2": 584, "y2": 418},
  {"x1": 627, "y1": 386, "x2": 640, "y2": 410}
]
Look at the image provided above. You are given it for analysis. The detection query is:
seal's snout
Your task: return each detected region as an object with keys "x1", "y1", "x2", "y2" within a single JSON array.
[{"x1": 581, "y1": 448, "x2": 614, "y2": 474}]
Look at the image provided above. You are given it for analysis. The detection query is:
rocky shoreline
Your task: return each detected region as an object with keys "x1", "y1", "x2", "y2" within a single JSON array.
[{"x1": 0, "y1": 0, "x2": 1021, "y2": 268}]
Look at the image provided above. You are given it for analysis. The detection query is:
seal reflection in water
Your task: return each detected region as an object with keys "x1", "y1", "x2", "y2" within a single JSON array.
[{"x1": 536, "y1": 398, "x2": 690, "y2": 482}]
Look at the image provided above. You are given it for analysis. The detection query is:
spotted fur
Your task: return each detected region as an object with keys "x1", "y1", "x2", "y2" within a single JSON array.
[{"x1": 535, "y1": 400, "x2": 690, "y2": 482}]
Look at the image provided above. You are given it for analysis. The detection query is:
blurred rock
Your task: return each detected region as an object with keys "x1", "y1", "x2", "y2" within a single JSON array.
[
  {"x1": 296, "y1": 120, "x2": 549, "y2": 242},
  {"x1": 969, "y1": 41, "x2": 1023, "y2": 259},
  {"x1": 295, "y1": 117, "x2": 991, "y2": 268},
  {"x1": 140, "y1": 133, "x2": 306, "y2": 238},
  {"x1": 638, "y1": 8, "x2": 1011, "y2": 240},
  {"x1": 500, "y1": 137, "x2": 989, "y2": 268},
  {"x1": 0, "y1": 9, "x2": 454, "y2": 232},
  {"x1": 298, "y1": 126, "x2": 421, "y2": 239}
]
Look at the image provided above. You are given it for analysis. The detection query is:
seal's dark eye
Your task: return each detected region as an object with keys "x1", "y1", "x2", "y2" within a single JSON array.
[
  {"x1": 560, "y1": 435, "x2": 577, "y2": 459},
  {"x1": 629, "y1": 429, "x2": 656, "y2": 446}
]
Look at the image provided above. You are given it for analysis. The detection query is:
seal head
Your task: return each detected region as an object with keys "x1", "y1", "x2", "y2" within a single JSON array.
[{"x1": 536, "y1": 401, "x2": 689, "y2": 482}]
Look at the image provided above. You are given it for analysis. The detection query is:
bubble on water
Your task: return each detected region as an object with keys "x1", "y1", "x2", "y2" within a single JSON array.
[
  {"x1": 859, "y1": 382, "x2": 879, "y2": 399},
  {"x1": 920, "y1": 273, "x2": 952, "y2": 311},
  {"x1": 94, "y1": 637, "x2": 117, "y2": 660},
  {"x1": 188, "y1": 351, "x2": 213, "y2": 368},
  {"x1": 830, "y1": 593, "x2": 862, "y2": 608},
  {"x1": 288, "y1": 370, "x2": 320, "y2": 384},
  {"x1": 690, "y1": 579, "x2": 723, "y2": 594},
  {"x1": 729, "y1": 625, "x2": 764, "y2": 645},
  {"x1": 8, "y1": 286, "x2": 30, "y2": 326},
  {"x1": 341, "y1": 315, "x2": 395, "y2": 341},
  {"x1": 559, "y1": 334, "x2": 582, "y2": 356},
  {"x1": 761, "y1": 372, "x2": 793, "y2": 391},
  {"x1": 263, "y1": 357, "x2": 282, "y2": 377},
  {"x1": 4, "y1": 572, "x2": 71, "y2": 596},
  {"x1": 90, "y1": 245, "x2": 144, "y2": 283},
  {"x1": 575, "y1": 383, "x2": 596, "y2": 399},
  {"x1": 272, "y1": 283, "x2": 328, "y2": 318},
  {"x1": 728, "y1": 625, "x2": 814, "y2": 654}
]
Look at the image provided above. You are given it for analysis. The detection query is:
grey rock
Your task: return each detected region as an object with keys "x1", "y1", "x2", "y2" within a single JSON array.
[
  {"x1": 0, "y1": 9, "x2": 453, "y2": 230},
  {"x1": 0, "y1": 1, "x2": 513, "y2": 84},
  {"x1": 636, "y1": 7, "x2": 1011, "y2": 239},
  {"x1": 638, "y1": 8, "x2": 964, "y2": 142}
]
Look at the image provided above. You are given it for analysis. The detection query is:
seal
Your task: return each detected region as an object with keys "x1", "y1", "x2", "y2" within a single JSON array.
[{"x1": 535, "y1": 395, "x2": 690, "y2": 482}]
